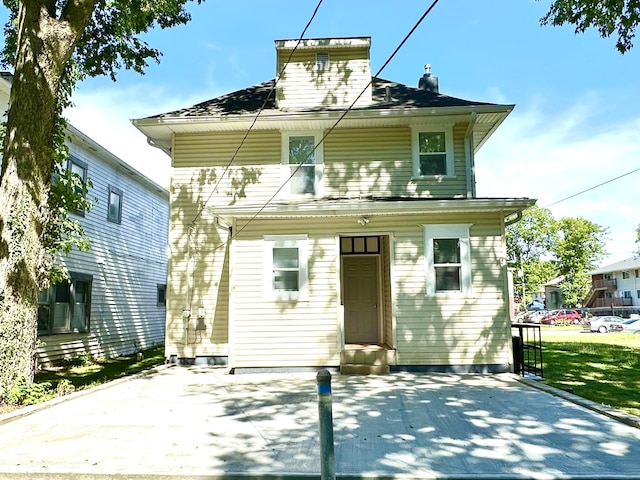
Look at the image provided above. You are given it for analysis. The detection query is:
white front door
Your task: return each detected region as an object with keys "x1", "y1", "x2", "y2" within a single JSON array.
[{"x1": 343, "y1": 256, "x2": 379, "y2": 344}]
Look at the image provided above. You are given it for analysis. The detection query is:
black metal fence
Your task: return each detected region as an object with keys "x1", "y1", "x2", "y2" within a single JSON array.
[{"x1": 511, "y1": 323, "x2": 543, "y2": 378}]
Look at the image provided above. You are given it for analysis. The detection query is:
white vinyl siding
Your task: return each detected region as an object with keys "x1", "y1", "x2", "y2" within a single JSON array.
[
  {"x1": 37, "y1": 135, "x2": 169, "y2": 365},
  {"x1": 228, "y1": 213, "x2": 509, "y2": 369},
  {"x1": 276, "y1": 47, "x2": 372, "y2": 109}
]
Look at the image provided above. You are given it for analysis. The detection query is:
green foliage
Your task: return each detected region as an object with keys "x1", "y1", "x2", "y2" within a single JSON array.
[
  {"x1": 540, "y1": 0, "x2": 640, "y2": 54},
  {"x1": 8, "y1": 378, "x2": 56, "y2": 405},
  {"x1": 507, "y1": 207, "x2": 608, "y2": 306},
  {"x1": 507, "y1": 206, "x2": 559, "y2": 299},
  {"x1": 2, "y1": 1, "x2": 204, "y2": 83},
  {"x1": 555, "y1": 217, "x2": 608, "y2": 306},
  {"x1": 636, "y1": 224, "x2": 640, "y2": 255}
]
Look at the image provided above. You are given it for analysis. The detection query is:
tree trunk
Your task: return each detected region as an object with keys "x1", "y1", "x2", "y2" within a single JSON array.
[{"x1": 0, "y1": 1, "x2": 96, "y2": 401}]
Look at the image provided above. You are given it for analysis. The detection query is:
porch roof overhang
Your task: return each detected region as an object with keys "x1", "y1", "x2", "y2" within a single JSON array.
[
  {"x1": 210, "y1": 197, "x2": 536, "y2": 224},
  {"x1": 133, "y1": 104, "x2": 512, "y2": 156}
]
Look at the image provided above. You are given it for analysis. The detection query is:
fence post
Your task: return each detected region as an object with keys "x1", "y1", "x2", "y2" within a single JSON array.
[{"x1": 316, "y1": 369, "x2": 336, "y2": 480}]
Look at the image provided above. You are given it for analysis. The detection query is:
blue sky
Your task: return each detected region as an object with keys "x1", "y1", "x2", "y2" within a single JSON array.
[{"x1": 6, "y1": 1, "x2": 640, "y2": 265}]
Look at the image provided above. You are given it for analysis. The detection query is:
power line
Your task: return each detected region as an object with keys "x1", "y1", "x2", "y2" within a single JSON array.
[
  {"x1": 189, "y1": 0, "x2": 325, "y2": 226},
  {"x1": 544, "y1": 165, "x2": 640, "y2": 208}
]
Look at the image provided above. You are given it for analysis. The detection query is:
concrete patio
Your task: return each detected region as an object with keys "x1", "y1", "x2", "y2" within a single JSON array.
[{"x1": 1, "y1": 366, "x2": 639, "y2": 479}]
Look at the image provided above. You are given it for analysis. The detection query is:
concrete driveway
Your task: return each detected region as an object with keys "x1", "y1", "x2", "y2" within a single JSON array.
[{"x1": 1, "y1": 366, "x2": 639, "y2": 479}]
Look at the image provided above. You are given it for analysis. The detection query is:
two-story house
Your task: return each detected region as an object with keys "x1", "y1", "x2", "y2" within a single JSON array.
[
  {"x1": 133, "y1": 37, "x2": 534, "y2": 374},
  {"x1": 584, "y1": 256, "x2": 640, "y2": 311},
  {"x1": 1, "y1": 73, "x2": 170, "y2": 365}
]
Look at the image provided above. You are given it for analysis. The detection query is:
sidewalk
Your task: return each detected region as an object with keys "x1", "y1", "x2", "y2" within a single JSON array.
[{"x1": 1, "y1": 366, "x2": 639, "y2": 479}]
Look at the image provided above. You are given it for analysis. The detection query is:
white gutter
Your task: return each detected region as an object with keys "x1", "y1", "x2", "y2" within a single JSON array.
[{"x1": 465, "y1": 111, "x2": 477, "y2": 199}]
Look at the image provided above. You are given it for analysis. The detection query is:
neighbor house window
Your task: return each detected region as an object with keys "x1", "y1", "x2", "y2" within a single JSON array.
[
  {"x1": 412, "y1": 125, "x2": 454, "y2": 178},
  {"x1": 282, "y1": 132, "x2": 323, "y2": 196},
  {"x1": 107, "y1": 185, "x2": 123, "y2": 224},
  {"x1": 622, "y1": 271, "x2": 630, "y2": 279},
  {"x1": 424, "y1": 224, "x2": 471, "y2": 295},
  {"x1": 637, "y1": 289, "x2": 640, "y2": 299},
  {"x1": 316, "y1": 52, "x2": 329, "y2": 73},
  {"x1": 623, "y1": 291, "x2": 632, "y2": 298},
  {"x1": 157, "y1": 284, "x2": 167, "y2": 306},
  {"x1": 38, "y1": 272, "x2": 92, "y2": 335},
  {"x1": 68, "y1": 156, "x2": 88, "y2": 216},
  {"x1": 263, "y1": 235, "x2": 308, "y2": 301}
]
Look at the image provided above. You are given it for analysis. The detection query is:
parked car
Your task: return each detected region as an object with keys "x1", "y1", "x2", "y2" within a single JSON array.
[
  {"x1": 620, "y1": 318, "x2": 640, "y2": 334},
  {"x1": 526, "y1": 310, "x2": 547, "y2": 324},
  {"x1": 540, "y1": 309, "x2": 582, "y2": 325},
  {"x1": 587, "y1": 316, "x2": 625, "y2": 333}
]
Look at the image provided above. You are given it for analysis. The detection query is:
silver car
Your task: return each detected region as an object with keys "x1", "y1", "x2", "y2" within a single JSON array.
[{"x1": 587, "y1": 316, "x2": 625, "y2": 333}]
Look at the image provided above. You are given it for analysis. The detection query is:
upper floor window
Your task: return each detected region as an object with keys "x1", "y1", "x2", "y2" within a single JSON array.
[
  {"x1": 107, "y1": 185, "x2": 123, "y2": 224},
  {"x1": 411, "y1": 125, "x2": 454, "y2": 178},
  {"x1": 424, "y1": 224, "x2": 472, "y2": 296},
  {"x1": 68, "y1": 156, "x2": 88, "y2": 216},
  {"x1": 263, "y1": 235, "x2": 309, "y2": 301},
  {"x1": 316, "y1": 52, "x2": 329, "y2": 73},
  {"x1": 281, "y1": 132, "x2": 323, "y2": 197},
  {"x1": 622, "y1": 271, "x2": 630, "y2": 279}
]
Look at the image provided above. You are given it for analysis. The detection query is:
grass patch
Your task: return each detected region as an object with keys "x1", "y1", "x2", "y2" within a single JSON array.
[
  {"x1": 541, "y1": 331, "x2": 640, "y2": 417},
  {"x1": 1, "y1": 345, "x2": 165, "y2": 413}
]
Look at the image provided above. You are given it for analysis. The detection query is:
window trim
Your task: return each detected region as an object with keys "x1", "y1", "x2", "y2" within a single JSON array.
[
  {"x1": 281, "y1": 131, "x2": 324, "y2": 198},
  {"x1": 68, "y1": 156, "x2": 88, "y2": 217},
  {"x1": 263, "y1": 234, "x2": 309, "y2": 301},
  {"x1": 423, "y1": 224, "x2": 472, "y2": 296},
  {"x1": 107, "y1": 185, "x2": 123, "y2": 224},
  {"x1": 411, "y1": 125, "x2": 454, "y2": 179}
]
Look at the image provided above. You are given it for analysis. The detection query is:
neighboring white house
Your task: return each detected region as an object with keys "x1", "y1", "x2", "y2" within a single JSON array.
[
  {"x1": 134, "y1": 37, "x2": 534, "y2": 374},
  {"x1": 584, "y1": 256, "x2": 640, "y2": 310},
  {"x1": 0, "y1": 73, "x2": 170, "y2": 365}
]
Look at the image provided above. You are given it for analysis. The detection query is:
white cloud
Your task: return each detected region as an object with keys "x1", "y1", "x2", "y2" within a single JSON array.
[
  {"x1": 476, "y1": 96, "x2": 640, "y2": 266},
  {"x1": 64, "y1": 82, "x2": 211, "y2": 188}
]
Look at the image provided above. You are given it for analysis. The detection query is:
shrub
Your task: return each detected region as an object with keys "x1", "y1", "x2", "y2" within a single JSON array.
[{"x1": 8, "y1": 378, "x2": 56, "y2": 405}]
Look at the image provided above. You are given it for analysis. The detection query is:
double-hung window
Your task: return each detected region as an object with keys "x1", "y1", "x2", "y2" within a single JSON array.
[
  {"x1": 264, "y1": 235, "x2": 309, "y2": 301},
  {"x1": 107, "y1": 185, "x2": 123, "y2": 224},
  {"x1": 282, "y1": 132, "x2": 323, "y2": 196},
  {"x1": 424, "y1": 224, "x2": 472, "y2": 295},
  {"x1": 411, "y1": 125, "x2": 454, "y2": 178}
]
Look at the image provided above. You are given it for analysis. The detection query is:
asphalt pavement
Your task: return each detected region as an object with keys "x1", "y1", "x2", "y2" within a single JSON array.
[{"x1": 0, "y1": 366, "x2": 639, "y2": 479}]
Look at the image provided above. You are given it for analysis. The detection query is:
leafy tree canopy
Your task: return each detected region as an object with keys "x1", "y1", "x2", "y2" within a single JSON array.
[{"x1": 540, "y1": 0, "x2": 640, "y2": 53}]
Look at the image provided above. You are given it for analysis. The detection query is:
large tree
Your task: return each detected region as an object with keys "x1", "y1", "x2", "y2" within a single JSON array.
[
  {"x1": 506, "y1": 205, "x2": 558, "y2": 302},
  {"x1": 553, "y1": 217, "x2": 608, "y2": 307},
  {"x1": 0, "y1": 0, "x2": 202, "y2": 402},
  {"x1": 540, "y1": 0, "x2": 640, "y2": 53}
]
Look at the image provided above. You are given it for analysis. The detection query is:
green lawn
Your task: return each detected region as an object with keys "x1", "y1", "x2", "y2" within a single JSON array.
[{"x1": 541, "y1": 329, "x2": 640, "y2": 417}]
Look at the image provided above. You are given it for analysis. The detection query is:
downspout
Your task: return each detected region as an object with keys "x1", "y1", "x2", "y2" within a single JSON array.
[
  {"x1": 214, "y1": 216, "x2": 233, "y2": 370},
  {"x1": 465, "y1": 112, "x2": 478, "y2": 198}
]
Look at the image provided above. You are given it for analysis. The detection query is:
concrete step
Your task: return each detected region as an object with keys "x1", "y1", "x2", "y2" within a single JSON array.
[
  {"x1": 340, "y1": 364, "x2": 390, "y2": 375},
  {"x1": 340, "y1": 347, "x2": 396, "y2": 366}
]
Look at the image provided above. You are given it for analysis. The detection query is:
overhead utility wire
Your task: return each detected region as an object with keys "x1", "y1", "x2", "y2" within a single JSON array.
[
  {"x1": 189, "y1": 0, "x2": 325, "y2": 226},
  {"x1": 231, "y1": 0, "x2": 442, "y2": 240},
  {"x1": 543, "y1": 165, "x2": 640, "y2": 208}
]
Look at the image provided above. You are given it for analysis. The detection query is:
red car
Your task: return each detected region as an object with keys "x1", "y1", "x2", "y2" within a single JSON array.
[{"x1": 541, "y1": 309, "x2": 582, "y2": 325}]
